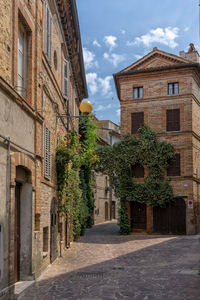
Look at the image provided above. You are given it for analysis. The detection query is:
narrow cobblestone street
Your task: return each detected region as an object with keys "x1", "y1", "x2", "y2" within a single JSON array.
[{"x1": 21, "y1": 221, "x2": 200, "y2": 300}]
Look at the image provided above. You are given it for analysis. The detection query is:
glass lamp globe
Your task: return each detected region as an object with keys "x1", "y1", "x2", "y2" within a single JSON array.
[{"x1": 80, "y1": 100, "x2": 93, "y2": 114}]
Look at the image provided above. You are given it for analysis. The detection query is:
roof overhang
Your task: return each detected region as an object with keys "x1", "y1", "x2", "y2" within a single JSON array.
[
  {"x1": 113, "y1": 63, "x2": 200, "y2": 100},
  {"x1": 56, "y1": 0, "x2": 88, "y2": 101}
]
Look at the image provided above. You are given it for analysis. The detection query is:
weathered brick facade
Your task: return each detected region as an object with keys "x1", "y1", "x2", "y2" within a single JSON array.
[
  {"x1": 0, "y1": 0, "x2": 87, "y2": 298},
  {"x1": 114, "y1": 44, "x2": 200, "y2": 235}
]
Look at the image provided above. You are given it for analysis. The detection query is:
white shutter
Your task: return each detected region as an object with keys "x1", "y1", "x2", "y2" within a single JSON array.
[
  {"x1": 63, "y1": 60, "x2": 70, "y2": 99},
  {"x1": 44, "y1": 127, "x2": 51, "y2": 178}
]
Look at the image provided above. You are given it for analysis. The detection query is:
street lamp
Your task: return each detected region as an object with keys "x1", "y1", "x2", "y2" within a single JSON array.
[
  {"x1": 57, "y1": 100, "x2": 93, "y2": 129},
  {"x1": 80, "y1": 100, "x2": 93, "y2": 114}
]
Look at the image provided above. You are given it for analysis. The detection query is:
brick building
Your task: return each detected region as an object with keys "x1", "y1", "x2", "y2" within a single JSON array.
[
  {"x1": 94, "y1": 120, "x2": 120, "y2": 224},
  {"x1": 114, "y1": 44, "x2": 200, "y2": 235},
  {"x1": 0, "y1": 0, "x2": 87, "y2": 298}
]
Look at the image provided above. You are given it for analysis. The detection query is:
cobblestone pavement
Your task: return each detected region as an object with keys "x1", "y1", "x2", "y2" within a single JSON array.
[{"x1": 22, "y1": 221, "x2": 200, "y2": 300}]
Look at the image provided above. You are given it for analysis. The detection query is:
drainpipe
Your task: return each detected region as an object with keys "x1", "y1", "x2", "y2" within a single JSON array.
[{"x1": 5, "y1": 137, "x2": 11, "y2": 296}]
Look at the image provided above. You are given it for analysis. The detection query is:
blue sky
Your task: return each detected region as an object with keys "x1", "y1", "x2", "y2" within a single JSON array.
[{"x1": 76, "y1": 0, "x2": 199, "y2": 125}]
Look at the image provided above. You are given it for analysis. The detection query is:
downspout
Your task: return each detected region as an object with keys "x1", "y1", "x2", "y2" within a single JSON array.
[{"x1": 6, "y1": 137, "x2": 11, "y2": 296}]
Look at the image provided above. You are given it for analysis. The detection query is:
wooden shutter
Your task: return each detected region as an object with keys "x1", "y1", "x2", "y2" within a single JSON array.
[
  {"x1": 45, "y1": 4, "x2": 48, "y2": 53},
  {"x1": 48, "y1": 13, "x2": 52, "y2": 61},
  {"x1": 71, "y1": 86, "x2": 74, "y2": 115},
  {"x1": 166, "y1": 109, "x2": 180, "y2": 131},
  {"x1": 44, "y1": 127, "x2": 51, "y2": 178},
  {"x1": 167, "y1": 153, "x2": 180, "y2": 176},
  {"x1": 132, "y1": 164, "x2": 144, "y2": 178},
  {"x1": 131, "y1": 112, "x2": 144, "y2": 134},
  {"x1": 67, "y1": 61, "x2": 70, "y2": 99}
]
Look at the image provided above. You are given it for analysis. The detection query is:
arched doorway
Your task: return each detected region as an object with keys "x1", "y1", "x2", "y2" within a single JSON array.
[
  {"x1": 15, "y1": 166, "x2": 32, "y2": 282},
  {"x1": 153, "y1": 198, "x2": 186, "y2": 234},
  {"x1": 105, "y1": 202, "x2": 109, "y2": 221},
  {"x1": 50, "y1": 197, "x2": 58, "y2": 263}
]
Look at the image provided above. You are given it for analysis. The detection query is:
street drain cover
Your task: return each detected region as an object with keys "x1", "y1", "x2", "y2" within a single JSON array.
[
  {"x1": 112, "y1": 266, "x2": 125, "y2": 270},
  {"x1": 76, "y1": 272, "x2": 105, "y2": 278}
]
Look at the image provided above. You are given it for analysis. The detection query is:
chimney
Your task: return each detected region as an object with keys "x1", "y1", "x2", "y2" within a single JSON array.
[{"x1": 185, "y1": 43, "x2": 199, "y2": 63}]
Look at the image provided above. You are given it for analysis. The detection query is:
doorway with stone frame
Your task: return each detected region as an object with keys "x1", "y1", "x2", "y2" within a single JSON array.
[{"x1": 14, "y1": 166, "x2": 33, "y2": 282}]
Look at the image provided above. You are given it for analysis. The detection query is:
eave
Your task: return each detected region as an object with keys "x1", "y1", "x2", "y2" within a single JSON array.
[
  {"x1": 56, "y1": 0, "x2": 88, "y2": 101},
  {"x1": 113, "y1": 63, "x2": 200, "y2": 100}
]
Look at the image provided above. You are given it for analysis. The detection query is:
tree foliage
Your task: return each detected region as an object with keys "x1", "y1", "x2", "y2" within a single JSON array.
[{"x1": 95, "y1": 125, "x2": 175, "y2": 234}]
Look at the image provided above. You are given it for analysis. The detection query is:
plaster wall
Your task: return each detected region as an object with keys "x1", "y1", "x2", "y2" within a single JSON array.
[{"x1": 0, "y1": 89, "x2": 35, "y2": 152}]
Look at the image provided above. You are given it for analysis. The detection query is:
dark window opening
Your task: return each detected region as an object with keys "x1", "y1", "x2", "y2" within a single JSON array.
[
  {"x1": 166, "y1": 109, "x2": 180, "y2": 132},
  {"x1": 132, "y1": 163, "x2": 144, "y2": 178},
  {"x1": 43, "y1": 227, "x2": 48, "y2": 252},
  {"x1": 167, "y1": 153, "x2": 180, "y2": 176},
  {"x1": 131, "y1": 112, "x2": 144, "y2": 134}
]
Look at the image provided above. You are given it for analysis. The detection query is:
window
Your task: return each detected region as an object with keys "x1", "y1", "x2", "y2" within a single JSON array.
[
  {"x1": 131, "y1": 112, "x2": 144, "y2": 134},
  {"x1": 43, "y1": 227, "x2": 48, "y2": 252},
  {"x1": 53, "y1": 50, "x2": 58, "y2": 70},
  {"x1": 133, "y1": 87, "x2": 143, "y2": 99},
  {"x1": 166, "y1": 109, "x2": 180, "y2": 132},
  {"x1": 18, "y1": 23, "x2": 27, "y2": 98},
  {"x1": 167, "y1": 153, "x2": 180, "y2": 176},
  {"x1": 132, "y1": 164, "x2": 144, "y2": 178},
  {"x1": 63, "y1": 60, "x2": 69, "y2": 99},
  {"x1": 44, "y1": 126, "x2": 50, "y2": 179},
  {"x1": 168, "y1": 82, "x2": 179, "y2": 95},
  {"x1": 45, "y1": 4, "x2": 52, "y2": 61},
  {"x1": 71, "y1": 86, "x2": 74, "y2": 116}
]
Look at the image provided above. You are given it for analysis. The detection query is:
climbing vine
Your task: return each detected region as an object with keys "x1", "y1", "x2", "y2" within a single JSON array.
[
  {"x1": 56, "y1": 115, "x2": 98, "y2": 241},
  {"x1": 95, "y1": 125, "x2": 175, "y2": 235}
]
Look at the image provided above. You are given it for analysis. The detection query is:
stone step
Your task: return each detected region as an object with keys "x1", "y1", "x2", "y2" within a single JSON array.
[{"x1": 14, "y1": 280, "x2": 35, "y2": 300}]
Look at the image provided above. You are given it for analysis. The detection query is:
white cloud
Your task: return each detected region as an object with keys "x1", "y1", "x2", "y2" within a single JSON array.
[
  {"x1": 103, "y1": 52, "x2": 125, "y2": 67},
  {"x1": 86, "y1": 73, "x2": 113, "y2": 98},
  {"x1": 127, "y1": 27, "x2": 179, "y2": 49},
  {"x1": 103, "y1": 35, "x2": 117, "y2": 51},
  {"x1": 86, "y1": 73, "x2": 98, "y2": 95},
  {"x1": 120, "y1": 29, "x2": 126, "y2": 35},
  {"x1": 116, "y1": 109, "x2": 120, "y2": 116},
  {"x1": 93, "y1": 40, "x2": 101, "y2": 47},
  {"x1": 83, "y1": 48, "x2": 98, "y2": 70},
  {"x1": 134, "y1": 54, "x2": 142, "y2": 60},
  {"x1": 96, "y1": 104, "x2": 112, "y2": 111},
  {"x1": 98, "y1": 76, "x2": 113, "y2": 97},
  {"x1": 184, "y1": 26, "x2": 189, "y2": 32}
]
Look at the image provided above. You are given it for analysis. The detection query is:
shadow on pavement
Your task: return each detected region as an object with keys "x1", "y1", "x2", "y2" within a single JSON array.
[{"x1": 21, "y1": 230, "x2": 200, "y2": 300}]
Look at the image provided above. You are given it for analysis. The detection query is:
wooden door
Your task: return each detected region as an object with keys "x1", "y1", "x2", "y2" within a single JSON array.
[
  {"x1": 50, "y1": 198, "x2": 58, "y2": 263},
  {"x1": 14, "y1": 183, "x2": 21, "y2": 282},
  {"x1": 105, "y1": 202, "x2": 108, "y2": 221},
  {"x1": 153, "y1": 198, "x2": 186, "y2": 234},
  {"x1": 112, "y1": 201, "x2": 116, "y2": 219},
  {"x1": 131, "y1": 202, "x2": 146, "y2": 229}
]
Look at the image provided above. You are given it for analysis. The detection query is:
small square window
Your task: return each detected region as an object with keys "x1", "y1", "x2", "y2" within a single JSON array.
[
  {"x1": 168, "y1": 83, "x2": 179, "y2": 95},
  {"x1": 133, "y1": 87, "x2": 143, "y2": 99}
]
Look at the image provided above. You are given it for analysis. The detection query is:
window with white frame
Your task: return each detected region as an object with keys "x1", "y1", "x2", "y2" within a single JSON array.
[
  {"x1": 45, "y1": 4, "x2": 52, "y2": 61},
  {"x1": 44, "y1": 126, "x2": 51, "y2": 179},
  {"x1": 63, "y1": 59, "x2": 70, "y2": 99},
  {"x1": 18, "y1": 22, "x2": 27, "y2": 98}
]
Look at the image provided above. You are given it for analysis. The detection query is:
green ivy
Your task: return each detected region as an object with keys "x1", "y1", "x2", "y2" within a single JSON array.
[
  {"x1": 95, "y1": 125, "x2": 175, "y2": 234},
  {"x1": 56, "y1": 115, "x2": 98, "y2": 241}
]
